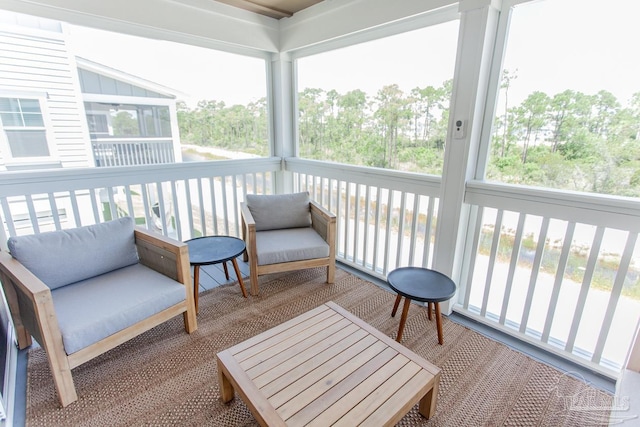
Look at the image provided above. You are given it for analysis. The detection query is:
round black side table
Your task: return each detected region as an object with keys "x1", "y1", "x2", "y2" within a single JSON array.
[
  {"x1": 387, "y1": 267, "x2": 456, "y2": 344},
  {"x1": 185, "y1": 236, "x2": 248, "y2": 314}
]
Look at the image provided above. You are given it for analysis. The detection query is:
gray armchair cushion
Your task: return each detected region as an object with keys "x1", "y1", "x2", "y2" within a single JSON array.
[
  {"x1": 51, "y1": 263, "x2": 186, "y2": 354},
  {"x1": 246, "y1": 192, "x2": 312, "y2": 231},
  {"x1": 7, "y1": 217, "x2": 139, "y2": 290},
  {"x1": 255, "y1": 228, "x2": 329, "y2": 265}
]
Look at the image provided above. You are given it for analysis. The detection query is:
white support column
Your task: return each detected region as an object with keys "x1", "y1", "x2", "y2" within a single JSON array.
[
  {"x1": 627, "y1": 319, "x2": 640, "y2": 372},
  {"x1": 169, "y1": 102, "x2": 183, "y2": 163},
  {"x1": 269, "y1": 52, "x2": 295, "y2": 194},
  {"x1": 432, "y1": 0, "x2": 503, "y2": 314}
]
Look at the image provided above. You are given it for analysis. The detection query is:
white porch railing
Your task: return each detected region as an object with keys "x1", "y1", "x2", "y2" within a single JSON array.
[
  {"x1": 285, "y1": 159, "x2": 640, "y2": 376},
  {"x1": 285, "y1": 158, "x2": 441, "y2": 280},
  {"x1": 92, "y1": 138, "x2": 176, "y2": 167},
  {"x1": 0, "y1": 157, "x2": 638, "y2": 376},
  {"x1": 461, "y1": 181, "x2": 640, "y2": 376},
  {"x1": 0, "y1": 157, "x2": 279, "y2": 246}
]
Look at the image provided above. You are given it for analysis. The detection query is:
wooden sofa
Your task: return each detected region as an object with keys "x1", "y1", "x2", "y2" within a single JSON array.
[
  {"x1": 0, "y1": 217, "x2": 197, "y2": 407},
  {"x1": 240, "y1": 192, "x2": 336, "y2": 296}
]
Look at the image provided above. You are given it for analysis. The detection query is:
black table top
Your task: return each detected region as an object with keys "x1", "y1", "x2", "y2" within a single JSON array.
[
  {"x1": 387, "y1": 267, "x2": 456, "y2": 303},
  {"x1": 185, "y1": 236, "x2": 246, "y2": 266}
]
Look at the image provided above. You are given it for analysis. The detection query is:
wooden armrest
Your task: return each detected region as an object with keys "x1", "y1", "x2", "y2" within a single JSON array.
[
  {"x1": 134, "y1": 227, "x2": 190, "y2": 285},
  {"x1": 310, "y1": 200, "x2": 336, "y2": 223},
  {"x1": 240, "y1": 202, "x2": 256, "y2": 229},
  {"x1": 0, "y1": 251, "x2": 55, "y2": 349},
  {"x1": 134, "y1": 227, "x2": 187, "y2": 256},
  {"x1": 240, "y1": 202, "x2": 256, "y2": 263},
  {"x1": 310, "y1": 200, "x2": 336, "y2": 243},
  {"x1": 240, "y1": 202, "x2": 257, "y2": 241},
  {"x1": 0, "y1": 251, "x2": 50, "y2": 297}
]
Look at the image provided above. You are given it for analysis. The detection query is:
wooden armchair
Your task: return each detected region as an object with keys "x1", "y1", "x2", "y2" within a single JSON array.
[
  {"x1": 240, "y1": 192, "x2": 336, "y2": 296},
  {"x1": 0, "y1": 217, "x2": 197, "y2": 407}
]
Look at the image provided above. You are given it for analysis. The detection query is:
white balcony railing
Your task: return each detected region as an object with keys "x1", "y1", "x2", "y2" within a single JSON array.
[
  {"x1": 0, "y1": 157, "x2": 638, "y2": 377},
  {"x1": 0, "y1": 158, "x2": 279, "y2": 244},
  {"x1": 285, "y1": 158, "x2": 441, "y2": 279},
  {"x1": 461, "y1": 181, "x2": 640, "y2": 376},
  {"x1": 92, "y1": 138, "x2": 176, "y2": 167}
]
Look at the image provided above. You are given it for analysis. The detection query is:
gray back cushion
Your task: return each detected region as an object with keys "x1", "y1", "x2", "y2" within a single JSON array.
[
  {"x1": 246, "y1": 192, "x2": 312, "y2": 231},
  {"x1": 7, "y1": 217, "x2": 139, "y2": 290}
]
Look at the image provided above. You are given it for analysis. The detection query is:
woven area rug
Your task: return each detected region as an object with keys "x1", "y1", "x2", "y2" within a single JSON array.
[{"x1": 26, "y1": 267, "x2": 613, "y2": 426}]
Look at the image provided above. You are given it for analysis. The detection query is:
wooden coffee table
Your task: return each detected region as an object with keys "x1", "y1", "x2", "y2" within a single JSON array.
[{"x1": 216, "y1": 301, "x2": 441, "y2": 426}]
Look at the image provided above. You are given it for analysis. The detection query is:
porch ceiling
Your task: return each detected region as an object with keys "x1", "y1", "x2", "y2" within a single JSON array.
[{"x1": 213, "y1": 0, "x2": 324, "y2": 19}]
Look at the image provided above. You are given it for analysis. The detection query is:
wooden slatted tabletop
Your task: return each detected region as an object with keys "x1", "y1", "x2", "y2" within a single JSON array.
[{"x1": 217, "y1": 301, "x2": 441, "y2": 426}]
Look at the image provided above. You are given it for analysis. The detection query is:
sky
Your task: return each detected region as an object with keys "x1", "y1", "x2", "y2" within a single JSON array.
[
  {"x1": 502, "y1": 0, "x2": 640, "y2": 107},
  {"x1": 296, "y1": 20, "x2": 459, "y2": 98},
  {"x1": 63, "y1": 0, "x2": 640, "y2": 110},
  {"x1": 65, "y1": 25, "x2": 268, "y2": 108}
]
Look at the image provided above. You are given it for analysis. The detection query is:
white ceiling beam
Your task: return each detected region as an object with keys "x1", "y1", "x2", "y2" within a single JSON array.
[
  {"x1": 215, "y1": 0, "x2": 292, "y2": 19},
  {"x1": 0, "y1": 0, "x2": 280, "y2": 53},
  {"x1": 279, "y1": 0, "x2": 457, "y2": 52}
]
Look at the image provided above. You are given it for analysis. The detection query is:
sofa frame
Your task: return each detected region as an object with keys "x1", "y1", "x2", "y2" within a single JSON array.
[{"x1": 0, "y1": 226, "x2": 197, "y2": 407}]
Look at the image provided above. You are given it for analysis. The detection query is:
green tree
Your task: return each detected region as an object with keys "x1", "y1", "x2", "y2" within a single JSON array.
[
  {"x1": 512, "y1": 91, "x2": 549, "y2": 163},
  {"x1": 112, "y1": 111, "x2": 139, "y2": 136},
  {"x1": 372, "y1": 85, "x2": 411, "y2": 169},
  {"x1": 498, "y1": 69, "x2": 517, "y2": 157},
  {"x1": 409, "y1": 85, "x2": 446, "y2": 146},
  {"x1": 298, "y1": 88, "x2": 327, "y2": 158}
]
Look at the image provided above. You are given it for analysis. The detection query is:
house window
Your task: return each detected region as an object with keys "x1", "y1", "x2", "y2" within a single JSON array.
[
  {"x1": 86, "y1": 113, "x2": 109, "y2": 135},
  {"x1": 487, "y1": 0, "x2": 640, "y2": 197},
  {"x1": 140, "y1": 106, "x2": 171, "y2": 138},
  {"x1": 0, "y1": 97, "x2": 50, "y2": 158},
  {"x1": 85, "y1": 104, "x2": 172, "y2": 138}
]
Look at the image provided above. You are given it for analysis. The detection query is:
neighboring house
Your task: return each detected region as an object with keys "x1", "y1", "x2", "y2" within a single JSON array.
[
  {"x1": 0, "y1": 10, "x2": 182, "y2": 172},
  {"x1": 77, "y1": 57, "x2": 183, "y2": 167}
]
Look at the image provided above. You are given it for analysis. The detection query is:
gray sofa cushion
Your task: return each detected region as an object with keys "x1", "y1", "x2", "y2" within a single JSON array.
[
  {"x1": 246, "y1": 192, "x2": 312, "y2": 231},
  {"x1": 51, "y1": 263, "x2": 186, "y2": 354},
  {"x1": 256, "y1": 228, "x2": 329, "y2": 265},
  {"x1": 7, "y1": 217, "x2": 139, "y2": 290}
]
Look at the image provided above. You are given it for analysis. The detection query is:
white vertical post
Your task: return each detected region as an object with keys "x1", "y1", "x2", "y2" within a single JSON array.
[
  {"x1": 627, "y1": 319, "x2": 640, "y2": 372},
  {"x1": 169, "y1": 102, "x2": 183, "y2": 163},
  {"x1": 433, "y1": 0, "x2": 503, "y2": 314},
  {"x1": 270, "y1": 52, "x2": 295, "y2": 194}
]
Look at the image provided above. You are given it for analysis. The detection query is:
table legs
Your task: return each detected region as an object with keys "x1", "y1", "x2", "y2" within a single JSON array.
[
  {"x1": 217, "y1": 357, "x2": 235, "y2": 403},
  {"x1": 391, "y1": 295, "x2": 445, "y2": 344},
  {"x1": 193, "y1": 265, "x2": 201, "y2": 315},
  {"x1": 419, "y1": 372, "x2": 440, "y2": 419},
  {"x1": 392, "y1": 294, "x2": 402, "y2": 316},
  {"x1": 193, "y1": 261, "x2": 248, "y2": 315},
  {"x1": 391, "y1": 295, "x2": 411, "y2": 342},
  {"x1": 230, "y1": 259, "x2": 248, "y2": 298},
  {"x1": 434, "y1": 302, "x2": 444, "y2": 345}
]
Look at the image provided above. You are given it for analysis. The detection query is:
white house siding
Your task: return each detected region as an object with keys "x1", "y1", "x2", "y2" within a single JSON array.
[{"x1": 0, "y1": 20, "x2": 92, "y2": 169}]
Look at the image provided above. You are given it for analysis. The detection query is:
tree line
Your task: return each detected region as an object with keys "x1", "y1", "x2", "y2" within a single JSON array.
[
  {"x1": 176, "y1": 74, "x2": 640, "y2": 197},
  {"x1": 177, "y1": 99, "x2": 269, "y2": 156},
  {"x1": 492, "y1": 70, "x2": 640, "y2": 197}
]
